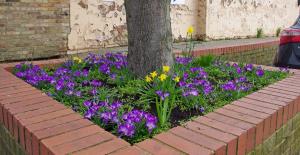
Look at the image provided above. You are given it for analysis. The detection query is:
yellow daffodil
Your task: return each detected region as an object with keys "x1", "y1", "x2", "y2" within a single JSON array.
[
  {"x1": 145, "y1": 75, "x2": 152, "y2": 83},
  {"x1": 73, "y1": 56, "x2": 82, "y2": 63},
  {"x1": 150, "y1": 71, "x2": 158, "y2": 78},
  {"x1": 159, "y1": 74, "x2": 167, "y2": 81},
  {"x1": 187, "y1": 26, "x2": 194, "y2": 35},
  {"x1": 174, "y1": 76, "x2": 180, "y2": 82},
  {"x1": 162, "y1": 66, "x2": 170, "y2": 73}
]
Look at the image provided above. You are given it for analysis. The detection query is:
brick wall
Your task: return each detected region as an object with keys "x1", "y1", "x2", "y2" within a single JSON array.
[
  {"x1": 188, "y1": 40, "x2": 279, "y2": 66},
  {"x1": 248, "y1": 112, "x2": 300, "y2": 155},
  {"x1": 0, "y1": 0, "x2": 69, "y2": 62},
  {"x1": 0, "y1": 122, "x2": 26, "y2": 155}
]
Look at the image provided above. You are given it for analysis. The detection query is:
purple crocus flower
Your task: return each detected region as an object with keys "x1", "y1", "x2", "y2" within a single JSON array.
[
  {"x1": 100, "y1": 112, "x2": 112, "y2": 122},
  {"x1": 146, "y1": 118, "x2": 157, "y2": 132},
  {"x1": 83, "y1": 100, "x2": 92, "y2": 107},
  {"x1": 82, "y1": 69, "x2": 89, "y2": 77},
  {"x1": 118, "y1": 123, "x2": 135, "y2": 137},
  {"x1": 90, "y1": 80, "x2": 102, "y2": 87},
  {"x1": 55, "y1": 83, "x2": 63, "y2": 91},
  {"x1": 15, "y1": 72, "x2": 25, "y2": 78},
  {"x1": 175, "y1": 57, "x2": 192, "y2": 65},
  {"x1": 221, "y1": 81, "x2": 237, "y2": 91},
  {"x1": 64, "y1": 89, "x2": 74, "y2": 96},
  {"x1": 183, "y1": 89, "x2": 199, "y2": 97},
  {"x1": 99, "y1": 64, "x2": 110, "y2": 74},
  {"x1": 156, "y1": 90, "x2": 170, "y2": 101},
  {"x1": 73, "y1": 71, "x2": 82, "y2": 77},
  {"x1": 66, "y1": 82, "x2": 75, "y2": 89},
  {"x1": 75, "y1": 91, "x2": 81, "y2": 97},
  {"x1": 178, "y1": 81, "x2": 186, "y2": 87},
  {"x1": 199, "y1": 106, "x2": 205, "y2": 113},
  {"x1": 256, "y1": 69, "x2": 264, "y2": 77},
  {"x1": 236, "y1": 67, "x2": 242, "y2": 74},
  {"x1": 90, "y1": 88, "x2": 98, "y2": 96},
  {"x1": 232, "y1": 63, "x2": 238, "y2": 68},
  {"x1": 244, "y1": 64, "x2": 253, "y2": 72},
  {"x1": 84, "y1": 109, "x2": 95, "y2": 119}
]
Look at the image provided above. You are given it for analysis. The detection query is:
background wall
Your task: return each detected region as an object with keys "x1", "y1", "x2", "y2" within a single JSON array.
[
  {"x1": 68, "y1": 0, "x2": 206, "y2": 51},
  {"x1": 0, "y1": 0, "x2": 70, "y2": 61},
  {"x1": 206, "y1": 0, "x2": 299, "y2": 39}
]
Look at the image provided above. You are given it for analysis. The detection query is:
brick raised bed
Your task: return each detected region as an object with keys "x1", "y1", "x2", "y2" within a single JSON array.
[{"x1": 1, "y1": 59, "x2": 300, "y2": 155}]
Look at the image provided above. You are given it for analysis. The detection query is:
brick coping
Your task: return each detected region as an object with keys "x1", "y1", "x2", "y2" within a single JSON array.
[
  {"x1": 1, "y1": 59, "x2": 300, "y2": 155},
  {"x1": 174, "y1": 40, "x2": 279, "y2": 57}
]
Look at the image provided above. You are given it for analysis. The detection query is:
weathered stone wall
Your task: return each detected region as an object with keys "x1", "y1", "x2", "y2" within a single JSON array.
[
  {"x1": 68, "y1": 0, "x2": 206, "y2": 51},
  {"x1": 206, "y1": 0, "x2": 299, "y2": 39},
  {"x1": 0, "y1": 0, "x2": 70, "y2": 62}
]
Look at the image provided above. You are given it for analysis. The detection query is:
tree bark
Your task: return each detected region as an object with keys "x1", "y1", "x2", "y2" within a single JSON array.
[{"x1": 124, "y1": 0, "x2": 174, "y2": 77}]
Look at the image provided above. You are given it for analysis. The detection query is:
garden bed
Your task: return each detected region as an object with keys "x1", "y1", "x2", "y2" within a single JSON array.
[{"x1": 0, "y1": 53, "x2": 300, "y2": 155}]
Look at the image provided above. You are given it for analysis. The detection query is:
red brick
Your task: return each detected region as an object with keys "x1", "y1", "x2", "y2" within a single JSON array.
[
  {"x1": 20, "y1": 108, "x2": 74, "y2": 126},
  {"x1": 18, "y1": 109, "x2": 74, "y2": 150},
  {"x1": 245, "y1": 93, "x2": 289, "y2": 126},
  {"x1": 154, "y1": 132, "x2": 213, "y2": 155},
  {"x1": 233, "y1": 101, "x2": 278, "y2": 135},
  {"x1": 194, "y1": 116, "x2": 247, "y2": 155},
  {"x1": 239, "y1": 97, "x2": 284, "y2": 129},
  {"x1": 0, "y1": 81, "x2": 27, "y2": 89},
  {"x1": 6, "y1": 98, "x2": 54, "y2": 137},
  {"x1": 259, "y1": 89, "x2": 299, "y2": 117},
  {"x1": 250, "y1": 92, "x2": 295, "y2": 121},
  {"x1": 205, "y1": 112, "x2": 255, "y2": 153},
  {"x1": 0, "y1": 84, "x2": 31, "y2": 94},
  {"x1": 215, "y1": 108, "x2": 264, "y2": 146},
  {"x1": 1, "y1": 92, "x2": 47, "y2": 105},
  {"x1": 263, "y1": 87, "x2": 300, "y2": 115},
  {"x1": 0, "y1": 87, "x2": 36, "y2": 99},
  {"x1": 109, "y1": 146, "x2": 148, "y2": 155},
  {"x1": 11, "y1": 100, "x2": 61, "y2": 116},
  {"x1": 0, "y1": 105, "x2": 3, "y2": 124},
  {"x1": 13, "y1": 103, "x2": 65, "y2": 142},
  {"x1": 226, "y1": 104, "x2": 272, "y2": 141},
  {"x1": 72, "y1": 138, "x2": 129, "y2": 155},
  {"x1": 169, "y1": 126, "x2": 226, "y2": 155},
  {"x1": 50, "y1": 132, "x2": 113, "y2": 155},
  {"x1": 0, "y1": 89, "x2": 41, "y2": 100},
  {"x1": 271, "y1": 83, "x2": 300, "y2": 93},
  {"x1": 31, "y1": 119, "x2": 93, "y2": 155},
  {"x1": 264, "y1": 87, "x2": 300, "y2": 96},
  {"x1": 239, "y1": 98, "x2": 281, "y2": 110},
  {"x1": 184, "y1": 121, "x2": 237, "y2": 155},
  {"x1": 26, "y1": 114, "x2": 82, "y2": 155},
  {"x1": 40, "y1": 125, "x2": 104, "y2": 155}
]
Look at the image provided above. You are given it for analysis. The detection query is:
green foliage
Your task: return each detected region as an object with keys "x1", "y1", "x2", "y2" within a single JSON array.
[
  {"x1": 276, "y1": 28, "x2": 282, "y2": 37},
  {"x1": 192, "y1": 55, "x2": 215, "y2": 67},
  {"x1": 257, "y1": 28, "x2": 264, "y2": 38},
  {"x1": 14, "y1": 54, "x2": 289, "y2": 144}
]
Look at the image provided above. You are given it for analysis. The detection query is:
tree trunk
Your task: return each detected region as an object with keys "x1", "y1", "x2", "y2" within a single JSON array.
[{"x1": 124, "y1": 0, "x2": 174, "y2": 77}]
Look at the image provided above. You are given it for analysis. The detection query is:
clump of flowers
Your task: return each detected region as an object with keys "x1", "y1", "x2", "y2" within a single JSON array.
[{"x1": 13, "y1": 52, "x2": 289, "y2": 143}]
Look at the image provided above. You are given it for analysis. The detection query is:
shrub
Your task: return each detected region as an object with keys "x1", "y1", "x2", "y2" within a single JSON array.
[
  {"x1": 257, "y1": 28, "x2": 264, "y2": 38},
  {"x1": 276, "y1": 28, "x2": 281, "y2": 37}
]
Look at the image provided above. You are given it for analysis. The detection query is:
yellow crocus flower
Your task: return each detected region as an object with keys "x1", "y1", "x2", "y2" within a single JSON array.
[
  {"x1": 174, "y1": 76, "x2": 180, "y2": 82},
  {"x1": 145, "y1": 75, "x2": 152, "y2": 82},
  {"x1": 187, "y1": 26, "x2": 194, "y2": 35},
  {"x1": 150, "y1": 71, "x2": 158, "y2": 78},
  {"x1": 163, "y1": 66, "x2": 170, "y2": 73},
  {"x1": 159, "y1": 74, "x2": 167, "y2": 81},
  {"x1": 73, "y1": 56, "x2": 82, "y2": 63}
]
